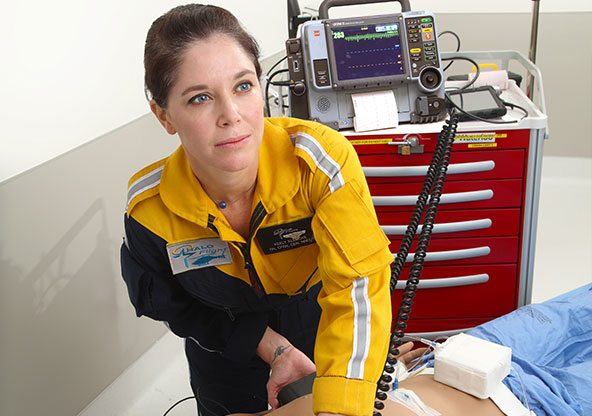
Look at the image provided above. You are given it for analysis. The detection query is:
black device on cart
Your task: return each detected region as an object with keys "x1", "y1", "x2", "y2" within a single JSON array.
[{"x1": 446, "y1": 85, "x2": 507, "y2": 121}]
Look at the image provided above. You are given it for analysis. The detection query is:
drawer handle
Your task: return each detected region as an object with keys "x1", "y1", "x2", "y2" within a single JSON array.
[
  {"x1": 399, "y1": 246, "x2": 491, "y2": 262},
  {"x1": 373, "y1": 189, "x2": 494, "y2": 206},
  {"x1": 382, "y1": 218, "x2": 492, "y2": 235},
  {"x1": 404, "y1": 328, "x2": 473, "y2": 339},
  {"x1": 394, "y1": 273, "x2": 489, "y2": 290},
  {"x1": 363, "y1": 160, "x2": 495, "y2": 177}
]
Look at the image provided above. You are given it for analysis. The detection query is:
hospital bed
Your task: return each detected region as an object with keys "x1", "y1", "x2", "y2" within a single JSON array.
[{"x1": 229, "y1": 283, "x2": 592, "y2": 416}]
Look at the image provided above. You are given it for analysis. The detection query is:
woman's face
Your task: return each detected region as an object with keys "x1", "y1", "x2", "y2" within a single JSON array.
[{"x1": 153, "y1": 34, "x2": 264, "y2": 179}]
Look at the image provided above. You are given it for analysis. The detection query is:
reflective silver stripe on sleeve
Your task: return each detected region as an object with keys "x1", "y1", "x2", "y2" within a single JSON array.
[
  {"x1": 163, "y1": 322, "x2": 222, "y2": 354},
  {"x1": 347, "y1": 276, "x2": 371, "y2": 379},
  {"x1": 126, "y1": 165, "x2": 164, "y2": 209},
  {"x1": 290, "y1": 132, "x2": 345, "y2": 193},
  {"x1": 188, "y1": 336, "x2": 222, "y2": 353}
]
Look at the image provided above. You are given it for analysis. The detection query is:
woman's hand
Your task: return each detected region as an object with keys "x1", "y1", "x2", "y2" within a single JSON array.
[
  {"x1": 267, "y1": 345, "x2": 316, "y2": 409},
  {"x1": 256, "y1": 327, "x2": 316, "y2": 410},
  {"x1": 255, "y1": 337, "x2": 428, "y2": 415}
]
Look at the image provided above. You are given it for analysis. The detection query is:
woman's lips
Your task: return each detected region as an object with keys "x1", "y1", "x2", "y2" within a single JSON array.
[{"x1": 216, "y1": 135, "x2": 249, "y2": 147}]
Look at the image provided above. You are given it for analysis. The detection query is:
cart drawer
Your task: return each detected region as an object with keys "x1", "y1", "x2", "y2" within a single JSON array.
[
  {"x1": 400, "y1": 317, "x2": 497, "y2": 335},
  {"x1": 391, "y1": 264, "x2": 517, "y2": 319},
  {"x1": 347, "y1": 128, "x2": 531, "y2": 154},
  {"x1": 362, "y1": 149, "x2": 525, "y2": 183},
  {"x1": 388, "y1": 236, "x2": 519, "y2": 265},
  {"x1": 371, "y1": 179, "x2": 523, "y2": 211},
  {"x1": 378, "y1": 208, "x2": 521, "y2": 238}
]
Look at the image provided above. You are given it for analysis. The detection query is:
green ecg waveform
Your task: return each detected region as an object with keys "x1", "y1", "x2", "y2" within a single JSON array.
[{"x1": 345, "y1": 31, "x2": 399, "y2": 42}]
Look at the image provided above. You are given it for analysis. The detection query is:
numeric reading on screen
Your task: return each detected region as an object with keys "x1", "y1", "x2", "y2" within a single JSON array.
[{"x1": 331, "y1": 23, "x2": 404, "y2": 81}]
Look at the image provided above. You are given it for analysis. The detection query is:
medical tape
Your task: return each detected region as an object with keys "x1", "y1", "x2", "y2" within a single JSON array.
[{"x1": 489, "y1": 381, "x2": 535, "y2": 416}]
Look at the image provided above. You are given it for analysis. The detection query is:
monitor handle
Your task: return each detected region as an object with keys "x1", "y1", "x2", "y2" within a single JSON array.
[{"x1": 318, "y1": 0, "x2": 412, "y2": 19}]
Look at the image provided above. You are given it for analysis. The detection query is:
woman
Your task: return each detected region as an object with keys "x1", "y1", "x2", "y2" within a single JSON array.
[{"x1": 120, "y1": 4, "x2": 393, "y2": 416}]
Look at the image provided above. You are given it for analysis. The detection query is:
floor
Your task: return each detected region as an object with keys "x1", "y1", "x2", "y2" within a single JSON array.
[{"x1": 79, "y1": 155, "x2": 592, "y2": 416}]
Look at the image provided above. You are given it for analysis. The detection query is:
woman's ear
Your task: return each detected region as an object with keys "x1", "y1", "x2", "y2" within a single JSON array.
[{"x1": 150, "y1": 99, "x2": 177, "y2": 135}]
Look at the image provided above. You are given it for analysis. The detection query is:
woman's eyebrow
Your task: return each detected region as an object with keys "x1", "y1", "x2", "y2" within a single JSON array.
[
  {"x1": 181, "y1": 69, "x2": 257, "y2": 97},
  {"x1": 182, "y1": 84, "x2": 208, "y2": 97},
  {"x1": 234, "y1": 69, "x2": 256, "y2": 80}
]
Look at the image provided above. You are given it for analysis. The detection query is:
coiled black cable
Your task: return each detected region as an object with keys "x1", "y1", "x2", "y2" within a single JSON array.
[
  {"x1": 389, "y1": 121, "x2": 455, "y2": 294},
  {"x1": 373, "y1": 113, "x2": 459, "y2": 415}
]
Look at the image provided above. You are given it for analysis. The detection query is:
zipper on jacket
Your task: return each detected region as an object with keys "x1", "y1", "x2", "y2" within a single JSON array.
[
  {"x1": 224, "y1": 307, "x2": 236, "y2": 321},
  {"x1": 241, "y1": 202, "x2": 268, "y2": 298},
  {"x1": 241, "y1": 245, "x2": 265, "y2": 298},
  {"x1": 210, "y1": 203, "x2": 268, "y2": 298}
]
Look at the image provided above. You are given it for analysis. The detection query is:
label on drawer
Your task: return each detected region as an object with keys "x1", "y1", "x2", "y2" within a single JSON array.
[
  {"x1": 350, "y1": 138, "x2": 394, "y2": 145},
  {"x1": 455, "y1": 132, "x2": 507, "y2": 143},
  {"x1": 468, "y1": 143, "x2": 498, "y2": 149}
]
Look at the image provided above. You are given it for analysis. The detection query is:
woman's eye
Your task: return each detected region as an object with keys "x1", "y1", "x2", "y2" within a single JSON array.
[
  {"x1": 237, "y1": 82, "x2": 252, "y2": 92},
  {"x1": 190, "y1": 94, "x2": 209, "y2": 104}
]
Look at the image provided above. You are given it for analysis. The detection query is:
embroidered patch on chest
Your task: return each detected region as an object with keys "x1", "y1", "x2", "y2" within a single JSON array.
[
  {"x1": 166, "y1": 238, "x2": 233, "y2": 275},
  {"x1": 256, "y1": 217, "x2": 315, "y2": 254}
]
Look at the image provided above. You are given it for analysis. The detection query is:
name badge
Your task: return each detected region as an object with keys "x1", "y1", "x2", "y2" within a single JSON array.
[
  {"x1": 167, "y1": 238, "x2": 233, "y2": 275},
  {"x1": 256, "y1": 217, "x2": 315, "y2": 254}
]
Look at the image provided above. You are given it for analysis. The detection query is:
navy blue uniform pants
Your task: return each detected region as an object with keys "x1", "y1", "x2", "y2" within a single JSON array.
[{"x1": 186, "y1": 283, "x2": 322, "y2": 416}]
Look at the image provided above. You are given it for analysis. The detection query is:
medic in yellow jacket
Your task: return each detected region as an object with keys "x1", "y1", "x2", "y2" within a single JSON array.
[{"x1": 121, "y1": 117, "x2": 393, "y2": 415}]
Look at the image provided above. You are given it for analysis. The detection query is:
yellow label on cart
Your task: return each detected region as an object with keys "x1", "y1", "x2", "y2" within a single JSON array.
[
  {"x1": 454, "y1": 132, "x2": 507, "y2": 143},
  {"x1": 349, "y1": 138, "x2": 393, "y2": 145},
  {"x1": 468, "y1": 143, "x2": 498, "y2": 148}
]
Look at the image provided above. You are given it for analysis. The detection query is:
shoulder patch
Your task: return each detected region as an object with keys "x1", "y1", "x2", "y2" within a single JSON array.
[
  {"x1": 126, "y1": 160, "x2": 166, "y2": 213},
  {"x1": 167, "y1": 238, "x2": 233, "y2": 274}
]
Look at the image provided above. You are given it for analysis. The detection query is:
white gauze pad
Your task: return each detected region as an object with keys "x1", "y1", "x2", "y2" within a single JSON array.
[{"x1": 433, "y1": 333, "x2": 511, "y2": 399}]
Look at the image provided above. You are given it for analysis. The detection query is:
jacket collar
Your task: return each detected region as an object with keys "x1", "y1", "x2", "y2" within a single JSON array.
[
  {"x1": 160, "y1": 146, "x2": 211, "y2": 228},
  {"x1": 159, "y1": 119, "x2": 301, "y2": 232},
  {"x1": 255, "y1": 118, "x2": 300, "y2": 215}
]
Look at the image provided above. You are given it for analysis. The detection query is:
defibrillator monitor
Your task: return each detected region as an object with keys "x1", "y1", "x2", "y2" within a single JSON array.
[{"x1": 286, "y1": 0, "x2": 447, "y2": 130}]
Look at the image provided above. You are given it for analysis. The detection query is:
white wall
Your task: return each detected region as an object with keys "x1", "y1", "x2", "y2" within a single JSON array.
[
  {"x1": 0, "y1": 0, "x2": 287, "y2": 183},
  {"x1": 299, "y1": 0, "x2": 592, "y2": 15},
  {"x1": 3, "y1": 0, "x2": 590, "y2": 184},
  {"x1": 0, "y1": 114, "x2": 180, "y2": 416}
]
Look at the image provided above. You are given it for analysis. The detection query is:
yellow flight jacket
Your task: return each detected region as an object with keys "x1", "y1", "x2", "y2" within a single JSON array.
[{"x1": 122, "y1": 117, "x2": 393, "y2": 415}]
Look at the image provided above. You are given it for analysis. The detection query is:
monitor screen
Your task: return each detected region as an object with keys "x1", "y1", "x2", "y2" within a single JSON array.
[{"x1": 330, "y1": 23, "x2": 405, "y2": 81}]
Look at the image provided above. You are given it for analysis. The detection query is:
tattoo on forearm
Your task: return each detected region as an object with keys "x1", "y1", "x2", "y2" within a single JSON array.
[{"x1": 272, "y1": 345, "x2": 292, "y2": 362}]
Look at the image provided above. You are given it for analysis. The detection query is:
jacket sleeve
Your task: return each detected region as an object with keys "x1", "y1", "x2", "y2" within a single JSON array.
[
  {"x1": 120, "y1": 214, "x2": 268, "y2": 362},
  {"x1": 306, "y1": 130, "x2": 393, "y2": 416}
]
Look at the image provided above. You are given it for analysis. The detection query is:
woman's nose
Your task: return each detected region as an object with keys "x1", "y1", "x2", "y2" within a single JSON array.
[{"x1": 217, "y1": 95, "x2": 241, "y2": 127}]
